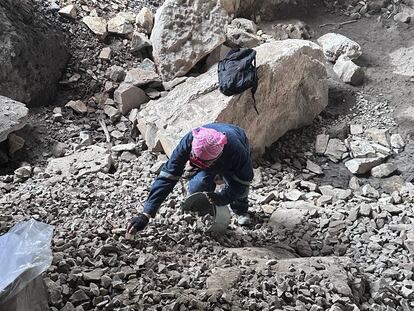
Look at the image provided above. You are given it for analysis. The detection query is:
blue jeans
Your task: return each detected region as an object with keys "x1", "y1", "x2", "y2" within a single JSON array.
[{"x1": 187, "y1": 170, "x2": 249, "y2": 215}]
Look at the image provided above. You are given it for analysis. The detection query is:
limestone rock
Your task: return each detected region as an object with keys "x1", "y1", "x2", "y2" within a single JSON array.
[
  {"x1": 344, "y1": 157, "x2": 386, "y2": 175},
  {"x1": 46, "y1": 145, "x2": 113, "y2": 178},
  {"x1": 107, "y1": 65, "x2": 126, "y2": 82},
  {"x1": 226, "y1": 25, "x2": 263, "y2": 48},
  {"x1": 65, "y1": 100, "x2": 88, "y2": 114},
  {"x1": 124, "y1": 68, "x2": 161, "y2": 86},
  {"x1": 14, "y1": 165, "x2": 32, "y2": 179},
  {"x1": 0, "y1": 96, "x2": 29, "y2": 143},
  {"x1": 269, "y1": 208, "x2": 305, "y2": 230},
  {"x1": 131, "y1": 31, "x2": 152, "y2": 52},
  {"x1": 349, "y1": 139, "x2": 376, "y2": 158},
  {"x1": 82, "y1": 16, "x2": 108, "y2": 40},
  {"x1": 394, "y1": 12, "x2": 411, "y2": 23},
  {"x1": 7, "y1": 133, "x2": 25, "y2": 155},
  {"x1": 365, "y1": 128, "x2": 390, "y2": 146},
  {"x1": 306, "y1": 159, "x2": 323, "y2": 175},
  {"x1": 230, "y1": 18, "x2": 258, "y2": 33},
  {"x1": 317, "y1": 33, "x2": 362, "y2": 62},
  {"x1": 114, "y1": 83, "x2": 149, "y2": 115},
  {"x1": 150, "y1": 0, "x2": 229, "y2": 81},
  {"x1": 0, "y1": 0, "x2": 69, "y2": 106},
  {"x1": 371, "y1": 163, "x2": 397, "y2": 178},
  {"x1": 333, "y1": 56, "x2": 364, "y2": 86},
  {"x1": 390, "y1": 134, "x2": 405, "y2": 149},
  {"x1": 136, "y1": 40, "x2": 328, "y2": 157},
  {"x1": 315, "y1": 134, "x2": 329, "y2": 154},
  {"x1": 324, "y1": 138, "x2": 347, "y2": 163},
  {"x1": 135, "y1": 7, "x2": 154, "y2": 34},
  {"x1": 108, "y1": 13, "x2": 134, "y2": 36},
  {"x1": 58, "y1": 4, "x2": 76, "y2": 18},
  {"x1": 99, "y1": 47, "x2": 112, "y2": 60}
]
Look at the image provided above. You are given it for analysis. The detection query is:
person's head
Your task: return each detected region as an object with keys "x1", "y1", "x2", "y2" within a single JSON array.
[{"x1": 190, "y1": 127, "x2": 228, "y2": 169}]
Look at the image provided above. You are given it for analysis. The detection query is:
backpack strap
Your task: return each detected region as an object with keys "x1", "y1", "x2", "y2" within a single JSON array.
[{"x1": 251, "y1": 56, "x2": 259, "y2": 115}]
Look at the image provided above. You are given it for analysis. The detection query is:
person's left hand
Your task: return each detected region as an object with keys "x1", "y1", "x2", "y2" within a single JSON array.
[{"x1": 126, "y1": 213, "x2": 150, "y2": 235}]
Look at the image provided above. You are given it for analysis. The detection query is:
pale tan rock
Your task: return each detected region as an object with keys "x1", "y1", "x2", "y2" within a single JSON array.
[
  {"x1": 58, "y1": 4, "x2": 76, "y2": 19},
  {"x1": 390, "y1": 133, "x2": 405, "y2": 149},
  {"x1": 371, "y1": 163, "x2": 397, "y2": 178},
  {"x1": 124, "y1": 68, "x2": 161, "y2": 86},
  {"x1": 99, "y1": 47, "x2": 112, "y2": 60},
  {"x1": 114, "y1": 83, "x2": 149, "y2": 115},
  {"x1": 135, "y1": 7, "x2": 154, "y2": 34},
  {"x1": 131, "y1": 31, "x2": 152, "y2": 52},
  {"x1": 108, "y1": 13, "x2": 134, "y2": 35},
  {"x1": 226, "y1": 26, "x2": 263, "y2": 48},
  {"x1": 365, "y1": 127, "x2": 390, "y2": 146},
  {"x1": 82, "y1": 16, "x2": 108, "y2": 40},
  {"x1": 333, "y1": 56, "x2": 364, "y2": 86},
  {"x1": 0, "y1": 96, "x2": 29, "y2": 143},
  {"x1": 136, "y1": 40, "x2": 328, "y2": 157},
  {"x1": 219, "y1": 0, "x2": 241, "y2": 14},
  {"x1": 317, "y1": 33, "x2": 362, "y2": 62},
  {"x1": 324, "y1": 138, "x2": 347, "y2": 163},
  {"x1": 65, "y1": 100, "x2": 88, "y2": 114},
  {"x1": 315, "y1": 134, "x2": 329, "y2": 154},
  {"x1": 345, "y1": 157, "x2": 386, "y2": 174},
  {"x1": 150, "y1": 0, "x2": 229, "y2": 81}
]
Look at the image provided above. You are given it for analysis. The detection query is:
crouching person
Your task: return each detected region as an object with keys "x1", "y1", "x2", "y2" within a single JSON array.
[{"x1": 127, "y1": 123, "x2": 254, "y2": 234}]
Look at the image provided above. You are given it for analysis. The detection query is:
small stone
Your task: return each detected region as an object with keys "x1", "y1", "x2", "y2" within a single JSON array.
[
  {"x1": 365, "y1": 128, "x2": 390, "y2": 146},
  {"x1": 14, "y1": 165, "x2": 32, "y2": 179},
  {"x1": 360, "y1": 203, "x2": 372, "y2": 216},
  {"x1": 79, "y1": 131, "x2": 93, "y2": 147},
  {"x1": 65, "y1": 100, "x2": 88, "y2": 114},
  {"x1": 344, "y1": 157, "x2": 386, "y2": 174},
  {"x1": 131, "y1": 31, "x2": 152, "y2": 52},
  {"x1": 52, "y1": 142, "x2": 67, "y2": 158},
  {"x1": 70, "y1": 289, "x2": 89, "y2": 304},
  {"x1": 99, "y1": 47, "x2": 112, "y2": 60},
  {"x1": 82, "y1": 16, "x2": 108, "y2": 40},
  {"x1": 7, "y1": 133, "x2": 25, "y2": 155},
  {"x1": 114, "y1": 83, "x2": 149, "y2": 115},
  {"x1": 306, "y1": 159, "x2": 323, "y2": 175},
  {"x1": 135, "y1": 7, "x2": 154, "y2": 34},
  {"x1": 324, "y1": 139, "x2": 347, "y2": 163},
  {"x1": 111, "y1": 143, "x2": 137, "y2": 153},
  {"x1": 107, "y1": 65, "x2": 126, "y2": 82},
  {"x1": 58, "y1": 4, "x2": 76, "y2": 18},
  {"x1": 371, "y1": 163, "x2": 397, "y2": 178},
  {"x1": 124, "y1": 68, "x2": 160, "y2": 86},
  {"x1": 390, "y1": 134, "x2": 405, "y2": 149},
  {"x1": 333, "y1": 56, "x2": 364, "y2": 86},
  {"x1": 285, "y1": 189, "x2": 304, "y2": 201},
  {"x1": 104, "y1": 105, "x2": 121, "y2": 123},
  {"x1": 83, "y1": 269, "x2": 103, "y2": 282},
  {"x1": 349, "y1": 176, "x2": 360, "y2": 190},
  {"x1": 350, "y1": 124, "x2": 363, "y2": 135},
  {"x1": 315, "y1": 134, "x2": 329, "y2": 154},
  {"x1": 394, "y1": 12, "x2": 411, "y2": 23},
  {"x1": 361, "y1": 184, "x2": 379, "y2": 198},
  {"x1": 316, "y1": 195, "x2": 332, "y2": 206},
  {"x1": 108, "y1": 13, "x2": 134, "y2": 35}
]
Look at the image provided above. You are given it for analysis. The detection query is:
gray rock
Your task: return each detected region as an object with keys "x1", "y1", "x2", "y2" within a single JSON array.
[
  {"x1": 371, "y1": 163, "x2": 397, "y2": 178},
  {"x1": 269, "y1": 208, "x2": 305, "y2": 230},
  {"x1": 306, "y1": 159, "x2": 323, "y2": 175},
  {"x1": 108, "y1": 13, "x2": 134, "y2": 35},
  {"x1": 124, "y1": 68, "x2": 160, "y2": 86},
  {"x1": 69, "y1": 289, "x2": 89, "y2": 304},
  {"x1": 58, "y1": 5, "x2": 76, "y2": 18},
  {"x1": 315, "y1": 134, "x2": 329, "y2": 154},
  {"x1": 114, "y1": 83, "x2": 149, "y2": 115},
  {"x1": 324, "y1": 139, "x2": 347, "y2": 163},
  {"x1": 83, "y1": 269, "x2": 103, "y2": 282},
  {"x1": 82, "y1": 15, "x2": 108, "y2": 40},
  {"x1": 317, "y1": 33, "x2": 362, "y2": 62},
  {"x1": 0, "y1": 96, "x2": 29, "y2": 143},
  {"x1": 108, "y1": 66, "x2": 126, "y2": 82},
  {"x1": 349, "y1": 139, "x2": 376, "y2": 158},
  {"x1": 394, "y1": 12, "x2": 411, "y2": 23},
  {"x1": 65, "y1": 100, "x2": 88, "y2": 114},
  {"x1": 390, "y1": 134, "x2": 405, "y2": 149},
  {"x1": 365, "y1": 128, "x2": 390, "y2": 146},
  {"x1": 333, "y1": 56, "x2": 364, "y2": 86},
  {"x1": 344, "y1": 157, "x2": 386, "y2": 174},
  {"x1": 131, "y1": 31, "x2": 152, "y2": 53},
  {"x1": 135, "y1": 7, "x2": 154, "y2": 34}
]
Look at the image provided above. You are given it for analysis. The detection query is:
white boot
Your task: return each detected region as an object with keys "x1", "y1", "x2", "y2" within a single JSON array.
[{"x1": 237, "y1": 213, "x2": 251, "y2": 226}]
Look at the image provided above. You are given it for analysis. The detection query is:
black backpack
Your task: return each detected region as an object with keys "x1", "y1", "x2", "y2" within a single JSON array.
[{"x1": 218, "y1": 48, "x2": 259, "y2": 114}]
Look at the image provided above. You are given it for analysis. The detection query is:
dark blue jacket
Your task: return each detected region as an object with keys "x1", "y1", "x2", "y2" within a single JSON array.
[{"x1": 143, "y1": 123, "x2": 254, "y2": 217}]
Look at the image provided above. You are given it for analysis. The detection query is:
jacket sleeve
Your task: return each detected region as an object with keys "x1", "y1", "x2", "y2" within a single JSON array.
[
  {"x1": 143, "y1": 132, "x2": 192, "y2": 217},
  {"x1": 214, "y1": 144, "x2": 253, "y2": 206}
]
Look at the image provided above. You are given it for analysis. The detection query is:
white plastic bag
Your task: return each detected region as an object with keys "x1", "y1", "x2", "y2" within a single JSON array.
[{"x1": 0, "y1": 219, "x2": 54, "y2": 303}]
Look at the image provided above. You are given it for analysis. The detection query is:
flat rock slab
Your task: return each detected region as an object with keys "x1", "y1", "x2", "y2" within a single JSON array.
[
  {"x1": 0, "y1": 96, "x2": 29, "y2": 142},
  {"x1": 46, "y1": 145, "x2": 112, "y2": 179},
  {"x1": 137, "y1": 39, "x2": 328, "y2": 158}
]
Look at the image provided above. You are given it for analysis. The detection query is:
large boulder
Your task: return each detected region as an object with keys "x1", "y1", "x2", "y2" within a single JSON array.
[
  {"x1": 0, "y1": 96, "x2": 29, "y2": 143},
  {"x1": 136, "y1": 39, "x2": 328, "y2": 157},
  {"x1": 150, "y1": 0, "x2": 229, "y2": 81},
  {"x1": 0, "y1": 0, "x2": 68, "y2": 106}
]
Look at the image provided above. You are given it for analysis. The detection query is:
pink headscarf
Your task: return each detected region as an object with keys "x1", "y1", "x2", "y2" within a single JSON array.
[{"x1": 191, "y1": 127, "x2": 227, "y2": 161}]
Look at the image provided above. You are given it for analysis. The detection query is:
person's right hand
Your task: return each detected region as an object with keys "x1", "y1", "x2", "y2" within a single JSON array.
[{"x1": 126, "y1": 213, "x2": 150, "y2": 235}]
